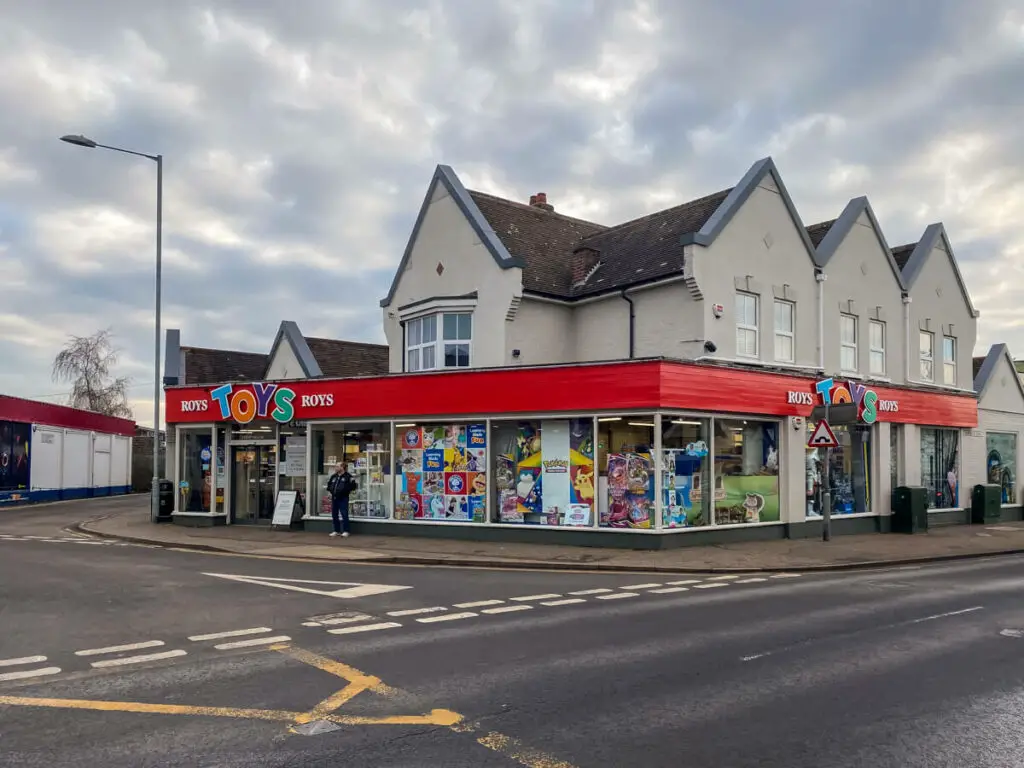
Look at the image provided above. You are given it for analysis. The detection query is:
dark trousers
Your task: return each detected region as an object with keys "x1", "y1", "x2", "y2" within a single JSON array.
[{"x1": 331, "y1": 495, "x2": 350, "y2": 533}]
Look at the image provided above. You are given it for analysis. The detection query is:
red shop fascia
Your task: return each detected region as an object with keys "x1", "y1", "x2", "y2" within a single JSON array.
[{"x1": 164, "y1": 359, "x2": 978, "y2": 429}]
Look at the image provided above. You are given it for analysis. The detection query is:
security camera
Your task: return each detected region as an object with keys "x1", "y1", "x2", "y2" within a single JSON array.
[{"x1": 703, "y1": 340, "x2": 717, "y2": 354}]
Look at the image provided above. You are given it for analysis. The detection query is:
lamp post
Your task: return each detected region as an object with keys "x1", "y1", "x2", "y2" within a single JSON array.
[{"x1": 60, "y1": 134, "x2": 163, "y2": 523}]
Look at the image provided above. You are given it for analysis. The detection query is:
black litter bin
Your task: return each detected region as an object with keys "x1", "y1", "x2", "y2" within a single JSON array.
[
  {"x1": 892, "y1": 485, "x2": 928, "y2": 533},
  {"x1": 156, "y1": 479, "x2": 174, "y2": 521},
  {"x1": 971, "y1": 484, "x2": 1001, "y2": 524}
]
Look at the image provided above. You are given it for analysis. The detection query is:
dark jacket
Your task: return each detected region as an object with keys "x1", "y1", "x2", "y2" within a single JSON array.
[{"x1": 327, "y1": 471, "x2": 357, "y2": 499}]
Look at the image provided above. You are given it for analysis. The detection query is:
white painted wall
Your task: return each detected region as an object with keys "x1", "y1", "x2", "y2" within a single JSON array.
[
  {"x1": 265, "y1": 341, "x2": 304, "y2": 380},
  {"x1": 963, "y1": 351, "x2": 1024, "y2": 500},
  {"x1": 63, "y1": 430, "x2": 90, "y2": 489},
  {"x1": 506, "y1": 298, "x2": 574, "y2": 366},
  {"x1": 30, "y1": 428, "x2": 62, "y2": 491},
  {"x1": 574, "y1": 298, "x2": 628, "y2": 362},
  {"x1": 632, "y1": 282, "x2": 705, "y2": 360}
]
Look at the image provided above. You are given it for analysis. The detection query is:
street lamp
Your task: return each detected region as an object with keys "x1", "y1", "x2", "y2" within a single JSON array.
[{"x1": 60, "y1": 134, "x2": 164, "y2": 524}]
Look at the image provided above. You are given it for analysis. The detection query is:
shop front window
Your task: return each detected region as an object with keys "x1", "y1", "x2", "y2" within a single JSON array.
[
  {"x1": 597, "y1": 417, "x2": 655, "y2": 528},
  {"x1": 890, "y1": 424, "x2": 901, "y2": 492},
  {"x1": 713, "y1": 419, "x2": 780, "y2": 525},
  {"x1": 312, "y1": 423, "x2": 391, "y2": 519},
  {"x1": 0, "y1": 421, "x2": 31, "y2": 493},
  {"x1": 178, "y1": 427, "x2": 213, "y2": 513},
  {"x1": 920, "y1": 427, "x2": 959, "y2": 509},
  {"x1": 661, "y1": 417, "x2": 712, "y2": 528},
  {"x1": 395, "y1": 423, "x2": 485, "y2": 522},
  {"x1": 986, "y1": 432, "x2": 1017, "y2": 505},
  {"x1": 807, "y1": 424, "x2": 872, "y2": 516},
  {"x1": 491, "y1": 419, "x2": 595, "y2": 526},
  {"x1": 279, "y1": 424, "x2": 308, "y2": 517}
]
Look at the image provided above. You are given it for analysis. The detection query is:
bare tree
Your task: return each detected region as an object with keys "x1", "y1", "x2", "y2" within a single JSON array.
[{"x1": 52, "y1": 329, "x2": 134, "y2": 419}]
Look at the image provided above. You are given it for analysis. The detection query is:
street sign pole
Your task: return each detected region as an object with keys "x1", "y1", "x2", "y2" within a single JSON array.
[
  {"x1": 807, "y1": 408, "x2": 840, "y2": 542},
  {"x1": 821, "y1": 426, "x2": 831, "y2": 542}
]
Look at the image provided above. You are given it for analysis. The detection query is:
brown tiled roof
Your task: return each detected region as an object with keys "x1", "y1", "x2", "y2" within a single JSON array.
[
  {"x1": 468, "y1": 191, "x2": 607, "y2": 296},
  {"x1": 973, "y1": 356, "x2": 986, "y2": 383},
  {"x1": 806, "y1": 219, "x2": 835, "y2": 248},
  {"x1": 891, "y1": 243, "x2": 917, "y2": 270},
  {"x1": 304, "y1": 338, "x2": 388, "y2": 378},
  {"x1": 181, "y1": 346, "x2": 267, "y2": 386},
  {"x1": 469, "y1": 187, "x2": 731, "y2": 298}
]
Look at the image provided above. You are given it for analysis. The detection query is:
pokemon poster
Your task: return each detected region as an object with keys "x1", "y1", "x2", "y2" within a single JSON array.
[{"x1": 395, "y1": 423, "x2": 486, "y2": 522}]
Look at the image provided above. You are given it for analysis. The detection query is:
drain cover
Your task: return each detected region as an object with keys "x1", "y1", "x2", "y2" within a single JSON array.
[{"x1": 292, "y1": 720, "x2": 343, "y2": 736}]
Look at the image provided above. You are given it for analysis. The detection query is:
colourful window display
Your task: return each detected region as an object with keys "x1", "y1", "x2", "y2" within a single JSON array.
[
  {"x1": 492, "y1": 419, "x2": 596, "y2": 526},
  {"x1": 713, "y1": 419, "x2": 781, "y2": 524},
  {"x1": 395, "y1": 423, "x2": 487, "y2": 522},
  {"x1": 660, "y1": 417, "x2": 712, "y2": 528},
  {"x1": 986, "y1": 432, "x2": 1016, "y2": 505},
  {"x1": 0, "y1": 421, "x2": 31, "y2": 493}
]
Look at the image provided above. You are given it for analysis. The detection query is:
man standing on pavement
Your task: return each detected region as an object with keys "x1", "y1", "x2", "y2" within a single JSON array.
[{"x1": 326, "y1": 462, "x2": 357, "y2": 538}]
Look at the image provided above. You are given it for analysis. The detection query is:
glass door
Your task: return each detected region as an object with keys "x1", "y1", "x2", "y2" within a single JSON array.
[{"x1": 231, "y1": 445, "x2": 278, "y2": 523}]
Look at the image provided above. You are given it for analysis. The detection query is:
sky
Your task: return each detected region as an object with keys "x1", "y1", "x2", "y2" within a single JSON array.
[{"x1": 1, "y1": 1, "x2": 1022, "y2": 427}]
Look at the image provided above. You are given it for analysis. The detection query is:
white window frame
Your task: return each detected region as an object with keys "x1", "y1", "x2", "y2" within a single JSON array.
[
  {"x1": 840, "y1": 314, "x2": 858, "y2": 373},
  {"x1": 735, "y1": 292, "x2": 759, "y2": 359},
  {"x1": 943, "y1": 335, "x2": 957, "y2": 386},
  {"x1": 405, "y1": 312, "x2": 473, "y2": 371},
  {"x1": 773, "y1": 300, "x2": 795, "y2": 363},
  {"x1": 868, "y1": 320, "x2": 886, "y2": 376},
  {"x1": 920, "y1": 331, "x2": 934, "y2": 382}
]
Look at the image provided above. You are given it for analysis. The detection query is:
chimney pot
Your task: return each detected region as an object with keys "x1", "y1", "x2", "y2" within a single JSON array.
[
  {"x1": 536, "y1": 192, "x2": 547, "y2": 204},
  {"x1": 529, "y1": 194, "x2": 538, "y2": 206}
]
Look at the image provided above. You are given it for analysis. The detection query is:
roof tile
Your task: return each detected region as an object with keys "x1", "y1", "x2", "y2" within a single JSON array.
[
  {"x1": 891, "y1": 243, "x2": 917, "y2": 270},
  {"x1": 805, "y1": 219, "x2": 836, "y2": 248}
]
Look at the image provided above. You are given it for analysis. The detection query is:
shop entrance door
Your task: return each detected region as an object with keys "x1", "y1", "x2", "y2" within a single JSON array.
[{"x1": 230, "y1": 445, "x2": 277, "y2": 524}]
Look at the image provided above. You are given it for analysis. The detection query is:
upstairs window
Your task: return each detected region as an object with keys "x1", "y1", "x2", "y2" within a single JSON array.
[
  {"x1": 869, "y1": 320, "x2": 886, "y2": 375},
  {"x1": 920, "y1": 331, "x2": 934, "y2": 382},
  {"x1": 406, "y1": 315, "x2": 437, "y2": 372},
  {"x1": 443, "y1": 312, "x2": 473, "y2": 368},
  {"x1": 943, "y1": 336, "x2": 957, "y2": 386},
  {"x1": 773, "y1": 300, "x2": 794, "y2": 363},
  {"x1": 406, "y1": 312, "x2": 473, "y2": 372},
  {"x1": 735, "y1": 292, "x2": 759, "y2": 358},
  {"x1": 840, "y1": 314, "x2": 858, "y2": 372}
]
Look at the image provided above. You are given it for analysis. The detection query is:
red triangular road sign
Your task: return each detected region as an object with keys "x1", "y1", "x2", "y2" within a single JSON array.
[{"x1": 807, "y1": 420, "x2": 839, "y2": 448}]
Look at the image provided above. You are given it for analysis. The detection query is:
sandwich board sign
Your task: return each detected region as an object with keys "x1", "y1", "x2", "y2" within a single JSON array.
[{"x1": 807, "y1": 420, "x2": 839, "y2": 448}]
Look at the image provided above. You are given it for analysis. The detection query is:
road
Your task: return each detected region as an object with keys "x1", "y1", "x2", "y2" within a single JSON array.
[{"x1": 2, "y1": 499, "x2": 1024, "y2": 767}]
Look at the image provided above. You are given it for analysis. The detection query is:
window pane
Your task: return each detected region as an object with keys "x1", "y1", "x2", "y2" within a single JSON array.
[
  {"x1": 736, "y1": 293, "x2": 756, "y2": 326},
  {"x1": 840, "y1": 316, "x2": 856, "y2": 343},
  {"x1": 943, "y1": 337, "x2": 955, "y2": 362},
  {"x1": 774, "y1": 301, "x2": 793, "y2": 332},
  {"x1": 775, "y1": 333, "x2": 793, "y2": 362},
  {"x1": 870, "y1": 322, "x2": 884, "y2": 350},
  {"x1": 445, "y1": 343, "x2": 470, "y2": 367},
  {"x1": 422, "y1": 345, "x2": 435, "y2": 370},
  {"x1": 736, "y1": 327, "x2": 756, "y2": 357},
  {"x1": 407, "y1": 318, "x2": 421, "y2": 346},
  {"x1": 986, "y1": 432, "x2": 1017, "y2": 504},
  {"x1": 944, "y1": 362, "x2": 956, "y2": 386},
  {"x1": 407, "y1": 348, "x2": 420, "y2": 372},
  {"x1": 422, "y1": 315, "x2": 436, "y2": 343},
  {"x1": 457, "y1": 313, "x2": 472, "y2": 340},
  {"x1": 870, "y1": 350, "x2": 885, "y2": 374},
  {"x1": 443, "y1": 313, "x2": 458, "y2": 340},
  {"x1": 920, "y1": 427, "x2": 959, "y2": 508},
  {"x1": 841, "y1": 346, "x2": 857, "y2": 371},
  {"x1": 920, "y1": 332, "x2": 932, "y2": 356},
  {"x1": 921, "y1": 359, "x2": 934, "y2": 380},
  {"x1": 713, "y1": 419, "x2": 780, "y2": 525}
]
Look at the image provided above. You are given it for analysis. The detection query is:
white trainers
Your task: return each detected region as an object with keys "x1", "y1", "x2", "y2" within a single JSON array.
[
  {"x1": 329, "y1": 531, "x2": 339, "y2": 537},
  {"x1": 341, "y1": 532, "x2": 350, "y2": 538}
]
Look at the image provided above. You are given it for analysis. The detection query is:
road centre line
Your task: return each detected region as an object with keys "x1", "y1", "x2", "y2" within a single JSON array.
[
  {"x1": 0, "y1": 667, "x2": 62, "y2": 682},
  {"x1": 90, "y1": 650, "x2": 187, "y2": 669},
  {"x1": 387, "y1": 607, "x2": 448, "y2": 617},
  {"x1": 541, "y1": 598, "x2": 587, "y2": 607},
  {"x1": 911, "y1": 606, "x2": 983, "y2": 624},
  {"x1": 315, "y1": 614, "x2": 375, "y2": 626},
  {"x1": 735, "y1": 577, "x2": 768, "y2": 583},
  {"x1": 510, "y1": 594, "x2": 562, "y2": 602},
  {"x1": 416, "y1": 612, "x2": 478, "y2": 624},
  {"x1": 328, "y1": 622, "x2": 402, "y2": 635},
  {"x1": 665, "y1": 580, "x2": 702, "y2": 586},
  {"x1": 0, "y1": 655, "x2": 47, "y2": 668},
  {"x1": 596, "y1": 592, "x2": 639, "y2": 600},
  {"x1": 569, "y1": 588, "x2": 613, "y2": 595},
  {"x1": 770, "y1": 573, "x2": 802, "y2": 579},
  {"x1": 649, "y1": 586, "x2": 690, "y2": 594},
  {"x1": 453, "y1": 599, "x2": 505, "y2": 608},
  {"x1": 693, "y1": 583, "x2": 728, "y2": 589},
  {"x1": 75, "y1": 640, "x2": 165, "y2": 657},
  {"x1": 481, "y1": 605, "x2": 533, "y2": 615},
  {"x1": 619, "y1": 583, "x2": 662, "y2": 590},
  {"x1": 214, "y1": 635, "x2": 291, "y2": 650},
  {"x1": 188, "y1": 627, "x2": 274, "y2": 642},
  {"x1": 706, "y1": 575, "x2": 741, "y2": 581}
]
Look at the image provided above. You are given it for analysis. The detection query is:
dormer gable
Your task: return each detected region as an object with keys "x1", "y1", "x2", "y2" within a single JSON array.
[
  {"x1": 900, "y1": 223, "x2": 979, "y2": 319},
  {"x1": 813, "y1": 196, "x2": 906, "y2": 289}
]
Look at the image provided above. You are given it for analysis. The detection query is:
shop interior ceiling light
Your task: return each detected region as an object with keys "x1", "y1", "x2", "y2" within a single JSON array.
[{"x1": 598, "y1": 417, "x2": 622, "y2": 422}]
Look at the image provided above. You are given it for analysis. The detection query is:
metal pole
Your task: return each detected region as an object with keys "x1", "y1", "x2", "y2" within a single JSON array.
[
  {"x1": 822, "y1": 407, "x2": 831, "y2": 541},
  {"x1": 150, "y1": 155, "x2": 163, "y2": 523}
]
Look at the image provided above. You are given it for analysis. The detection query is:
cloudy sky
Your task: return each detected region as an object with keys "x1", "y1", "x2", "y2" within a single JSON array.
[{"x1": 1, "y1": 1, "x2": 1022, "y2": 426}]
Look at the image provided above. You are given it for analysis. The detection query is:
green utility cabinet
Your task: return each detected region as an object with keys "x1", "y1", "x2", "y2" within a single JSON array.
[
  {"x1": 971, "y1": 484, "x2": 1002, "y2": 524},
  {"x1": 892, "y1": 486, "x2": 928, "y2": 534}
]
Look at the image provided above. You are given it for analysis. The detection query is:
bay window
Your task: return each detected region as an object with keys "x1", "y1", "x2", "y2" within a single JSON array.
[{"x1": 405, "y1": 312, "x2": 473, "y2": 371}]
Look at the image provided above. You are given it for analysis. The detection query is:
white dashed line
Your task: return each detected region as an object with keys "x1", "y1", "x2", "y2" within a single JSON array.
[
  {"x1": 453, "y1": 600, "x2": 505, "y2": 609},
  {"x1": 569, "y1": 588, "x2": 613, "y2": 596},
  {"x1": 707, "y1": 574, "x2": 741, "y2": 581},
  {"x1": 510, "y1": 594, "x2": 562, "y2": 602},
  {"x1": 619, "y1": 583, "x2": 662, "y2": 590},
  {"x1": 541, "y1": 598, "x2": 587, "y2": 607},
  {"x1": 735, "y1": 577, "x2": 768, "y2": 584},
  {"x1": 90, "y1": 650, "x2": 187, "y2": 668},
  {"x1": 665, "y1": 580, "x2": 702, "y2": 586},
  {"x1": 387, "y1": 607, "x2": 448, "y2": 617},
  {"x1": 482, "y1": 605, "x2": 533, "y2": 615},
  {"x1": 597, "y1": 592, "x2": 639, "y2": 600},
  {"x1": 693, "y1": 583, "x2": 728, "y2": 589},
  {"x1": 0, "y1": 655, "x2": 47, "y2": 668},
  {"x1": 316, "y1": 614, "x2": 375, "y2": 626},
  {"x1": 770, "y1": 573, "x2": 802, "y2": 579},
  {"x1": 76, "y1": 640, "x2": 165, "y2": 657},
  {"x1": 649, "y1": 586, "x2": 690, "y2": 594},
  {"x1": 188, "y1": 627, "x2": 274, "y2": 642},
  {"x1": 328, "y1": 622, "x2": 402, "y2": 635},
  {"x1": 213, "y1": 635, "x2": 291, "y2": 650},
  {"x1": 0, "y1": 667, "x2": 62, "y2": 681},
  {"x1": 416, "y1": 612, "x2": 478, "y2": 624}
]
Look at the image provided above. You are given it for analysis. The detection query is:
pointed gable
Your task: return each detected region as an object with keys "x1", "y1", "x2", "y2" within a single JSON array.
[
  {"x1": 265, "y1": 321, "x2": 321, "y2": 380},
  {"x1": 901, "y1": 223, "x2": 979, "y2": 318},
  {"x1": 814, "y1": 196, "x2": 906, "y2": 288},
  {"x1": 974, "y1": 343, "x2": 1024, "y2": 413},
  {"x1": 380, "y1": 165, "x2": 525, "y2": 308}
]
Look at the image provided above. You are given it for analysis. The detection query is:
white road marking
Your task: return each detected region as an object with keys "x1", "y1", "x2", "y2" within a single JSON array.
[
  {"x1": 735, "y1": 577, "x2": 768, "y2": 584},
  {"x1": 911, "y1": 606, "x2": 983, "y2": 624},
  {"x1": 0, "y1": 667, "x2": 62, "y2": 681},
  {"x1": 328, "y1": 622, "x2": 402, "y2": 635},
  {"x1": 416, "y1": 612, "x2": 478, "y2": 623},
  {"x1": 569, "y1": 588, "x2": 613, "y2": 596},
  {"x1": 202, "y1": 573, "x2": 412, "y2": 599},
  {"x1": 0, "y1": 655, "x2": 47, "y2": 668},
  {"x1": 75, "y1": 640, "x2": 165, "y2": 657},
  {"x1": 482, "y1": 605, "x2": 533, "y2": 615},
  {"x1": 541, "y1": 598, "x2": 587, "y2": 606},
  {"x1": 769, "y1": 573, "x2": 802, "y2": 579},
  {"x1": 387, "y1": 607, "x2": 448, "y2": 617},
  {"x1": 316, "y1": 614, "x2": 376, "y2": 626},
  {"x1": 619, "y1": 583, "x2": 662, "y2": 590},
  {"x1": 707, "y1": 574, "x2": 741, "y2": 581},
  {"x1": 1000, "y1": 628, "x2": 1024, "y2": 638},
  {"x1": 694, "y1": 583, "x2": 728, "y2": 589},
  {"x1": 597, "y1": 592, "x2": 639, "y2": 600},
  {"x1": 741, "y1": 653, "x2": 768, "y2": 662},
  {"x1": 665, "y1": 580, "x2": 702, "y2": 586},
  {"x1": 510, "y1": 594, "x2": 562, "y2": 602},
  {"x1": 70, "y1": 540, "x2": 107, "y2": 545},
  {"x1": 649, "y1": 586, "x2": 690, "y2": 594},
  {"x1": 188, "y1": 627, "x2": 274, "y2": 642},
  {"x1": 213, "y1": 635, "x2": 291, "y2": 650},
  {"x1": 90, "y1": 650, "x2": 187, "y2": 668},
  {"x1": 453, "y1": 599, "x2": 505, "y2": 608}
]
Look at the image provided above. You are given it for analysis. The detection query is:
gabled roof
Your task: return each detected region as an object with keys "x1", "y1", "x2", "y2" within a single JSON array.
[
  {"x1": 304, "y1": 337, "x2": 389, "y2": 378},
  {"x1": 901, "y1": 223, "x2": 980, "y2": 318},
  {"x1": 974, "y1": 343, "x2": 1024, "y2": 401},
  {"x1": 813, "y1": 196, "x2": 906, "y2": 288},
  {"x1": 380, "y1": 165, "x2": 525, "y2": 308},
  {"x1": 890, "y1": 242, "x2": 916, "y2": 270},
  {"x1": 806, "y1": 219, "x2": 836, "y2": 248},
  {"x1": 266, "y1": 320, "x2": 321, "y2": 379},
  {"x1": 181, "y1": 346, "x2": 268, "y2": 386}
]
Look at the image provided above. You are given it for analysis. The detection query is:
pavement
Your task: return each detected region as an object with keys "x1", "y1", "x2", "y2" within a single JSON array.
[
  {"x1": 2, "y1": 497, "x2": 1024, "y2": 766},
  {"x1": 62, "y1": 494, "x2": 1024, "y2": 572}
]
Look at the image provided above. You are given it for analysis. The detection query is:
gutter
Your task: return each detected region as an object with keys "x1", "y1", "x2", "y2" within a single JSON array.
[{"x1": 621, "y1": 289, "x2": 636, "y2": 358}]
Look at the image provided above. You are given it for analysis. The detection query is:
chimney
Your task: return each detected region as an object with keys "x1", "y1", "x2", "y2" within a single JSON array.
[
  {"x1": 529, "y1": 192, "x2": 554, "y2": 212},
  {"x1": 571, "y1": 247, "x2": 600, "y2": 286}
]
